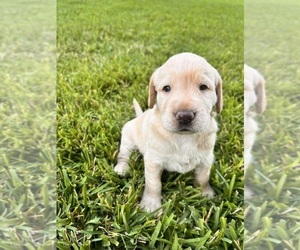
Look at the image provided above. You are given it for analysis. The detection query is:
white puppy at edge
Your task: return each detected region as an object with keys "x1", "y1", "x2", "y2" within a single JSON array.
[
  {"x1": 114, "y1": 53, "x2": 223, "y2": 212},
  {"x1": 244, "y1": 64, "x2": 266, "y2": 198}
]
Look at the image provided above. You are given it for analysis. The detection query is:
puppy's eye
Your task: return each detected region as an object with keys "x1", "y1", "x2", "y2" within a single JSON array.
[
  {"x1": 199, "y1": 84, "x2": 208, "y2": 91},
  {"x1": 162, "y1": 85, "x2": 171, "y2": 92}
]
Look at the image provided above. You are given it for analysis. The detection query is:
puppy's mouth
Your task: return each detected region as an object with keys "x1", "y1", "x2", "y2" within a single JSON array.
[
  {"x1": 179, "y1": 128, "x2": 190, "y2": 132},
  {"x1": 176, "y1": 126, "x2": 195, "y2": 134},
  {"x1": 165, "y1": 122, "x2": 205, "y2": 134}
]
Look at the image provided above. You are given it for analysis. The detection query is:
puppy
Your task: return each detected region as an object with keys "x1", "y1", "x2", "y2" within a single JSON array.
[
  {"x1": 244, "y1": 64, "x2": 266, "y2": 197},
  {"x1": 114, "y1": 53, "x2": 223, "y2": 212}
]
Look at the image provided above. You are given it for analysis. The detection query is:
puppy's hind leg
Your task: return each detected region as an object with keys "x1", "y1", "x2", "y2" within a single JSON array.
[{"x1": 114, "y1": 123, "x2": 135, "y2": 176}]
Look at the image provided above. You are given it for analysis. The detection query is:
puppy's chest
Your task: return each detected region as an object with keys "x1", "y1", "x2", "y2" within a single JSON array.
[
  {"x1": 164, "y1": 155, "x2": 202, "y2": 174},
  {"x1": 161, "y1": 140, "x2": 208, "y2": 174}
]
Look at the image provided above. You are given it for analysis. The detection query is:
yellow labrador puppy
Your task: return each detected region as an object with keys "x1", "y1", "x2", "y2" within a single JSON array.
[
  {"x1": 114, "y1": 53, "x2": 223, "y2": 212},
  {"x1": 244, "y1": 64, "x2": 266, "y2": 197}
]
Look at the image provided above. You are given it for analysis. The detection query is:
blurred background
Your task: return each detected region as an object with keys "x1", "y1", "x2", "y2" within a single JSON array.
[{"x1": 245, "y1": 0, "x2": 300, "y2": 249}]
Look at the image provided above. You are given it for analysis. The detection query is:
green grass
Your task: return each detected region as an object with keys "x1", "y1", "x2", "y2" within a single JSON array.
[
  {"x1": 57, "y1": 0, "x2": 243, "y2": 249},
  {"x1": 0, "y1": 0, "x2": 56, "y2": 249},
  {"x1": 245, "y1": 0, "x2": 300, "y2": 249}
]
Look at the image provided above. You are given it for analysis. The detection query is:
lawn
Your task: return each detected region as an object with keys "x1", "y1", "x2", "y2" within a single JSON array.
[
  {"x1": 245, "y1": 0, "x2": 300, "y2": 249},
  {"x1": 0, "y1": 0, "x2": 56, "y2": 249},
  {"x1": 57, "y1": 0, "x2": 244, "y2": 249}
]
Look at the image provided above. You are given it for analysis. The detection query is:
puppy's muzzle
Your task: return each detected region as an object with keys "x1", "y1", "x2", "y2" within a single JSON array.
[{"x1": 175, "y1": 110, "x2": 195, "y2": 125}]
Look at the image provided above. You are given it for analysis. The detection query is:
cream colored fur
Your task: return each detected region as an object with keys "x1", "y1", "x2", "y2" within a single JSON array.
[{"x1": 114, "y1": 53, "x2": 223, "y2": 212}]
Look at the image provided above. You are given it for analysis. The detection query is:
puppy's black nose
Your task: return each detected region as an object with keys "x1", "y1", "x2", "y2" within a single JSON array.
[{"x1": 175, "y1": 110, "x2": 195, "y2": 125}]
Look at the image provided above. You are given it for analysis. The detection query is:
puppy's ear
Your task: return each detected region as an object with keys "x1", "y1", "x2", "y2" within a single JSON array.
[
  {"x1": 215, "y1": 72, "x2": 223, "y2": 114},
  {"x1": 255, "y1": 75, "x2": 266, "y2": 114},
  {"x1": 148, "y1": 72, "x2": 157, "y2": 108}
]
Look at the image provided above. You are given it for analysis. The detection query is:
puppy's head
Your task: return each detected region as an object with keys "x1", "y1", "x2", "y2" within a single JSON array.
[
  {"x1": 244, "y1": 64, "x2": 266, "y2": 115},
  {"x1": 148, "y1": 52, "x2": 222, "y2": 134}
]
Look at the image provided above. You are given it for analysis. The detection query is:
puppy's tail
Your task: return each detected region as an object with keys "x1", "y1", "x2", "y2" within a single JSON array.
[{"x1": 133, "y1": 98, "x2": 143, "y2": 117}]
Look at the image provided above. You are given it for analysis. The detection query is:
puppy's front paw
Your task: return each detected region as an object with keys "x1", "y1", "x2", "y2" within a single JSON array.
[
  {"x1": 202, "y1": 184, "x2": 215, "y2": 198},
  {"x1": 140, "y1": 195, "x2": 162, "y2": 213},
  {"x1": 114, "y1": 162, "x2": 129, "y2": 176}
]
